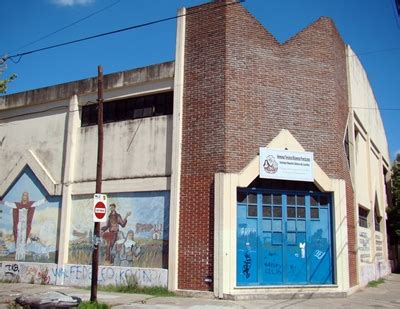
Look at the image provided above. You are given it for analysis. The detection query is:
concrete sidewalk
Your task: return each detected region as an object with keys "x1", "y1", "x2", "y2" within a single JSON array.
[{"x1": 1, "y1": 273, "x2": 400, "y2": 308}]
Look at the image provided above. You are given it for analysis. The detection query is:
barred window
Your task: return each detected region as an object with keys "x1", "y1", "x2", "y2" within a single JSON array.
[{"x1": 81, "y1": 91, "x2": 173, "y2": 127}]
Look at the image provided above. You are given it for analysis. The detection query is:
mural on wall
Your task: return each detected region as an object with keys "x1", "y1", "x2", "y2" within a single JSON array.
[
  {"x1": 69, "y1": 191, "x2": 169, "y2": 269},
  {"x1": 0, "y1": 167, "x2": 61, "y2": 263}
]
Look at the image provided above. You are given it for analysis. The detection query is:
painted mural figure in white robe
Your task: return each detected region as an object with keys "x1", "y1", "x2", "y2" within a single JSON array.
[{"x1": 0, "y1": 192, "x2": 46, "y2": 260}]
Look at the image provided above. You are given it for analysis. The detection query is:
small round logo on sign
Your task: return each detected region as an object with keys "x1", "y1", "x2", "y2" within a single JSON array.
[{"x1": 94, "y1": 201, "x2": 106, "y2": 220}]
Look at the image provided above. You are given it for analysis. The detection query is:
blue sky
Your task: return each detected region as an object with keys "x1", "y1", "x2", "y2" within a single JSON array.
[{"x1": 1, "y1": 0, "x2": 399, "y2": 159}]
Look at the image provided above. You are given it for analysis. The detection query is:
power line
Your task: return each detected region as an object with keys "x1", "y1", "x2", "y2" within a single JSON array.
[
  {"x1": 8, "y1": 0, "x2": 123, "y2": 55},
  {"x1": 1, "y1": 103, "x2": 399, "y2": 122},
  {"x1": 2, "y1": 0, "x2": 244, "y2": 64},
  {"x1": 356, "y1": 46, "x2": 400, "y2": 57},
  {"x1": 1, "y1": 0, "x2": 399, "y2": 64}
]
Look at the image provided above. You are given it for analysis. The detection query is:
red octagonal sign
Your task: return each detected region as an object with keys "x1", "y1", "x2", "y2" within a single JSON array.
[
  {"x1": 93, "y1": 193, "x2": 107, "y2": 222},
  {"x1": 94, "y1": 201, "x2": 106, "y2": 220}
]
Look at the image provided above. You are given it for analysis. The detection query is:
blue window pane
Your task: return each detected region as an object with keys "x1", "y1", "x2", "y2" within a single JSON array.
[
  {"x1": 273, "y1": 206, "x2": 282, "y2": 218},
  {"x1": 248, "y1": 193, "x2": 257, "y2": 204},
  {"x1": 297, "y1": 220, "x2": 306, "y2": 232},
  {"x1": 263, "y1": 206, "x2": 272, "y2": 217},
  {"x1": 262, "y1": 194, "x2": 272, "y2": 205},
  {"x1": 263, "y1": 219, "x2": 272, "y2": 231},
  {"x1": 287, "y1": 220, "x2": 296, "y2": 231},
  {"x1": 297, "y1": 195, "x2": 305, "y2": 205},
  {"x1": 248, "y1": 205, "x2": 257, "y2": 217},
  {"x1": 287, "y1": 232, "x2": 296, "y2": 245},
  {"x1": 273, "y1": 219, "x2": 282, "y2": 232},
  {"x1": 272, "y1": 232, "x2": 282, "y2": 245},
  {"x1": 297, "y1": 232, "x2": 306, "y2": 243}
]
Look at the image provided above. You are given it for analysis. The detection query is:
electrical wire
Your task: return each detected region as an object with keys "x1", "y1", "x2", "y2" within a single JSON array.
[
  {"x1": 7, "y1": 0, "x2": 123, "y2": 55},
  {"x1": 390, "y1": 0, "x2": 400, "y2": 29},
  {"x1": 3, "y1": 0, "x2": 244, "y2": 64},
  {"x1": 1, "y1": 0, "x2": 399, "y2": 64},
  {"x1": 0, "y1": 102, "x2": 399, "y2": 123},
  {"x1": 0, "y1": 105, "x2": 68, "y2": 121}
]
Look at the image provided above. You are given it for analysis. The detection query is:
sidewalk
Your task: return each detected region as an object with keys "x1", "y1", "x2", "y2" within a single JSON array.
[{"x1": 1, "y1": 273, "x2": 400, "y2": 308}]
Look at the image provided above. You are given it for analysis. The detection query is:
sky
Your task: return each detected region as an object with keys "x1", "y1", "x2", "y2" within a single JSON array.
[{"x1": 1, "y1": 0, "x2": 399, "y2": 160}]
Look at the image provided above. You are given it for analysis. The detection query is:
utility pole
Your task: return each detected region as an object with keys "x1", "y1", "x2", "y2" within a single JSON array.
[{"x1": 90, "y1": 65, "x2": 104, "y2": 302}]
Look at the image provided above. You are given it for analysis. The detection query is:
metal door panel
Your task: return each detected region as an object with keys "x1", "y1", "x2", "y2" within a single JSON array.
[{"x1": 237, "y1": 190, "x2": 333, "y2": 286}]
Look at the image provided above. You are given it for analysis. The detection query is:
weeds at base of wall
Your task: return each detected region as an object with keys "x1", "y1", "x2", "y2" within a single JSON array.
[
  {"x1": 0, "y1": 276, "x2": 20, "y2": 284},
  {"x1": 6, "y1": 301, "x2": 18, "y2": 309},
  {"x1": 96, "y1": 274, "x2": 175, "y2": 296},
  {"x1": 367, "y1": 278, "x2": 385, "y2": 287}
]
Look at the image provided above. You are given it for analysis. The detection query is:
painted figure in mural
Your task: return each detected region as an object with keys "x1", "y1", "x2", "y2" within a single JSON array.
[
  {"x1": 120, "y1": 230, "x2": 141, "y2": 267},
  {"x1": 0, "y1": 192, "x2": 46, "y2": 260},
  {"x1": 101, "y1": 203, "x2": 131, "y2": 263},
  {"x1": 111, "y1": 230, "x2": 141, "y2": 267},
  {"x1": 111, "y1": 231, "x2": 125, "y2": 266}
]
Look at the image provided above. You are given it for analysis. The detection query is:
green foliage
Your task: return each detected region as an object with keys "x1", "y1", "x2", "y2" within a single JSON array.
[
  {"x1": 388, "y1": 155, "x2": 400, "y2": 240},
  {"x1": 5, "y1": 301, "x2": 18, "y2": 309},
  {"x1": 78, "y1": 301, "x2": 110, "y2": 309},
  {"x1": 0, "y1": 276, "x2": 20, "y2": 283},
  {"x1": 98, "y1": 274, "x2": 175, "y2": 296},
  {"x1": 0, "y1": 73, "x2": 17, "y2": 94},
  {"x1": 367, "y1": 278, "x2": 385, "y2": 287}
]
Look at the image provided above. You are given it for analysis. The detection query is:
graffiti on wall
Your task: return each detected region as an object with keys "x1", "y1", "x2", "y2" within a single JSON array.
[
  {"x1": 375, "y1": 233, "x2": 383, "y2": 261},
  {"x1": 0, "y1": 167, "x2": 61, "y2": 263},
  {"x1": 359, "y1": 231, "x2": 371, "y2": 263},
  {"x1": 0, "y1": 262, "x2": 167, "y2": 287},
  {"x1": 69, "y1": 191, "x2": 169, "y2": 269}
]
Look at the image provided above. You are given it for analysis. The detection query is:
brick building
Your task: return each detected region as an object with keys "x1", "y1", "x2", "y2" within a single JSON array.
[{"x1": 0, "y1": 0, "x2": 391, "y2": 298}]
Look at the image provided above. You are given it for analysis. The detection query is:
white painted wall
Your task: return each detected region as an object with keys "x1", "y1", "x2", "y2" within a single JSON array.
[
  {"x1": 0, "y1": 64, "x2": 175, "y2": 289},
  {"x1": 347, "y1": 46, "x2": 391, "y2": 286},
  {"x1": 347, "y1": 47, "x2": 390, "y2": 163},
  {"x1": 354, "y1": 132, "x2": 370, "y2": 208},
  {"x1": 0, "y1": 101, "x2": 68, "y2": 188},
  {"x1": 74, "y1": 115, "x2": 172, "y2": 182}
]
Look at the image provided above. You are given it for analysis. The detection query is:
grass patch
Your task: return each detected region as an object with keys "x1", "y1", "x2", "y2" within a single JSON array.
[
  {"x1": 78, "y1": 301, "x2": 110, "y2": 309},
  {"x1": 367, "y1": 278, "x2": 385, "y2": 287},
  {"x1": 98, "y1": 284, "x2": 175, "y2": 296},
  {"x1": 95, "y1": 274, "x2": 175, "y2": 296}
]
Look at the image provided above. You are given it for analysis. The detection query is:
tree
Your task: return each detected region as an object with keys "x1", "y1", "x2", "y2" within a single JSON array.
[
  {"x1": 0, "y1": 56, "x2": 17, "y2": 94},
  {"x1": 0, "y1": 72, "x2": 17, "y2": 94},
  {"x1": 388, "y1": 154, "x2": 400, "y2": 235},
  {"x1": 387, "y1": 153, "x2": 400, "y2": 270}
]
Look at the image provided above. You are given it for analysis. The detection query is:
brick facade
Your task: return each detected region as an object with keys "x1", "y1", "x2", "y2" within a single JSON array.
[{"x1": 179, "y1": 0, "x2": 357, "y2": 290}]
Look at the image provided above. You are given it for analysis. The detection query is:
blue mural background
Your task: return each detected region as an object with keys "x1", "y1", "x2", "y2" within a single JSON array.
[{"x1": 0, "y1": 166, "x2": 61, "y2": 263}]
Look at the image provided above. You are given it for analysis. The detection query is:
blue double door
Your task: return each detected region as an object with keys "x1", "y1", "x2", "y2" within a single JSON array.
[{"x1": 237, "y1": 190, "x2": 333, "y2": 286}]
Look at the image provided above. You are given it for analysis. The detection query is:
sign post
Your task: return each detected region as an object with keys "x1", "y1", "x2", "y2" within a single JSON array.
[{"x1": 90, "y1": 65, "x2": 104, "y2": 302}]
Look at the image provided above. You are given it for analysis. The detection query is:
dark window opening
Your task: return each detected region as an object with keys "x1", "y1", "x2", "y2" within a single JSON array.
[
  {"x1": 344, "y1": 128, "x2": 350, "y2": 169},
  {"x1": 81, "y1": 91, "x2": 173, "y2": 127},
  {"x1": 359, "y1": 206, "x2": 369, "y2": 228},
  {"x1": 374, "y1": 195, "x2": 381, "y2": 232}
]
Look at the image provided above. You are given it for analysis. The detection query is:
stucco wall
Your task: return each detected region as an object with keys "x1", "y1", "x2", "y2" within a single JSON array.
[
  {"x1": 74, "y1": 115, "x2": 172, "y2": 183},
  {"x1": 0, "y1": 101, "x2": 68, "y2": 186},
  {"x1": 347, "y1": 46, "x2": 391, "y2": 286},
  {"x1": 0, "y1": 62, "x2": 175, "y2": 195},
  {"x1": 347, "y1": 47, "x2": 389, "y2": 163},
  {"x1": 0, "y1": 62, "x2": 175, "y2": 289}
]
